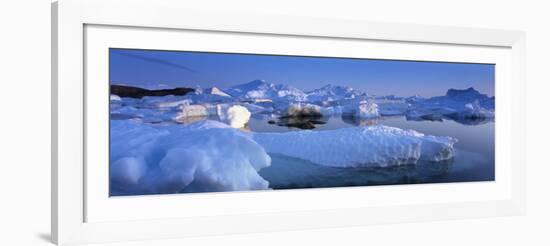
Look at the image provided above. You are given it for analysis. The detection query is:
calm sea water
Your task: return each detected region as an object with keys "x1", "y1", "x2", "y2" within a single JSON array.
[{"x1": 248, "y1": 115, "x2": 495, "y2": 189}]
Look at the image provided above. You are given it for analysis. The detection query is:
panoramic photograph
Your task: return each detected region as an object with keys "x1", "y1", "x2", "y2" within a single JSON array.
[{"x1": 109, "y1": 48, "x2": 495, "y2": 196}]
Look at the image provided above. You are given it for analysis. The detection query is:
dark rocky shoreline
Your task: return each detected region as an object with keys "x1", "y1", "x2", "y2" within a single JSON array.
[{"x1": 110, "y1": 85, "x2": 194, "y2": 98}]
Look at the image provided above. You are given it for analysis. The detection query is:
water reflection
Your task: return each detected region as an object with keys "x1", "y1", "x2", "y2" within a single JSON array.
[
  {"x1": 268, "y1": 115, "x2": 379, "y2": 130},
  {"x1": 446, "y1": 116, "x2": 494, "y2": 126},
  {"x1": 251, "y1": 114, "x2": 495, "y2": 186},
  {"x1": 341, "y1": 116, "x2": 379, "y2": 126},
  {"x1": 259, "y1": 154, "x2": 456, "y2": 189}
]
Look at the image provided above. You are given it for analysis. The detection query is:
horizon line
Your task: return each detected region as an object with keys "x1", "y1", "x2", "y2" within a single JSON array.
[{"x1": 109, "y1": 80, "x2": 492, "y2": 98}]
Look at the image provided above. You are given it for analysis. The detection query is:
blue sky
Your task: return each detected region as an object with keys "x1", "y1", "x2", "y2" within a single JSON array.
[{"x1": 110, "y1": 48, "x2": 495, "y2": 97}]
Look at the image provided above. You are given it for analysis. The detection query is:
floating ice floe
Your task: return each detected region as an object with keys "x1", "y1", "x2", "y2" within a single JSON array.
[
  {"x1": 110, "y1": 120, "x2": 271, "y2": 195},
  {"x1": 111, "y1": 105, "x2": 180, "y2": 123},
  {"x1": 175, "y1": 104, "x2": 215, "y2": 118},
  {"x1": 375, "y1": 100, "x2": 410, "y2": 116},
  {"x1": 219, "y1": 105, "x2": 252, "y2": 128},
  {"x1": 185, "y1": 87, "x2": 234, "y2": 104},
  {"x1": 321, "y1": 99, "x2": 380, "y2": 119},
  {"x1": 175, "y1": 104, "x2": 252, "y2": 128},
  {"x1": 240, "y1": 102, "x2": 272, "y2": 114},
  {"x1": 203, "y1": 86, "x2": 232, "y2": 97},
  {"x1": 352, "y1": 100, "x2": 380, "y2": 119},
  {"x1": 450, "y1": 100, "x2": 495, "y2": 119},
  {"x1": 110, "y1": 94, "x2": 121, "y2": 101},
  {"x1": 253, "y1": 125, "x2": 457, "y2": 168},
  {"x1": 156, "y1": 98, "x2": 193, "y2": 108}
]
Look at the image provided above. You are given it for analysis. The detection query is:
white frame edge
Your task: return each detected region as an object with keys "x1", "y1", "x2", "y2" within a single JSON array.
[{"x1": 52, "y1": 0, "x2": 526, "y2": 245}]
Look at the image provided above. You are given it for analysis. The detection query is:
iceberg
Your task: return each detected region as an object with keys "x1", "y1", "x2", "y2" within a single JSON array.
[
  {"x1": 450, "y1": 100, "x2": 495, "y2": 119},
  {"x1": 253, "y1": 125, "x2": 457, "y2": 168},
  {"x1": 408, "y1": 87, "x2": 495, "y2": 121},
  {"x1": 353, "y1": 100, "x2": 380, "y2": 119},
  {"x1": 320, "y1": 99, "x2": 380, "y2": 119},
  {"x1": 306, "y1": 84, "x2": 366, "y2": 102},
  {"x1": 374, "y1": 97, "x2": 410, "y2": 116},
  {"x1": 204, "y1": 86, "x2": 232, "y2": 97},
  {"x1": 226, "y1": 80, "x2": 307, "y2": 102},
  {"x1": 240, "y1": 102, "x2": 271, "y2": 114},
  {"x1": 111, "y1": 104, "x2": 181, "y2": 123},
  {"x1": 175, "y1": 104, "x2": 252, "y2": 128},
  {"x1": 110, "y1": 157, "x2": 148, "y2": 185},
  {"x1": 110, "y1": 120, "x2": 271, "y2": 195},
  {"x1": 115, "y1": 94, "x2": 193, "y2": 110},
  {"x1": 219, "y1": 105, "x2": 252, "y2": 128},
  {"x1": 175, "y1": 104, "x2": 213, "y2": 118},
  {"x1": 276, "y1": 98, "x2": 380, "y2": 119},
  {"x1": 156, "y1": 98, "x2": 193, "y2": 108},
  {"x1": 186, "y1": 86, "x2": 234, "y2": 103}
]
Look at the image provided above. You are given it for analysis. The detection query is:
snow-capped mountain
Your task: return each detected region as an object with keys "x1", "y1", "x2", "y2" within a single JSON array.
[
  {"x1": 306, "y1": 84, "x2": 366, "y2": 102},
  {"x1": 226, "y1": 80, "x2": 307, "y2": 101}
]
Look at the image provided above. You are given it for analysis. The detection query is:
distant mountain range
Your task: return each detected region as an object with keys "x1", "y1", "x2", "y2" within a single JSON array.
[{"x1": 111, "y1": 81, "x2": 493, "y2": 107}]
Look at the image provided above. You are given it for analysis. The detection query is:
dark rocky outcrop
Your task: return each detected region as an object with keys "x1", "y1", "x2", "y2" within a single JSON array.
[
  {"x1": 110, "y1": 85, "x2": 194, "y2": 98},
  {"x1": 275, "y1": 116, "x2": 327, "y2": 130}
]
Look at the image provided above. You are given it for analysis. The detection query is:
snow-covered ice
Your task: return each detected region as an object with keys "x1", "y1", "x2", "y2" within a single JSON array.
[
  {"x1": 110, "y1": 94, "x2": 121, "y2": 101},
  {"x1": 156, "y1": 99, "x2": 192, "y2": 108},
  {"x1": 353, "y1": 100, "x2": 380, "y2": 119},
  {"x1": 240, "y1": 102, "x2": 271, "y2": 114},
  {"x1": 176, "y1": 104, "x2": 213, "y2": 118},
  {"x1": 219, "y1": 105, "x2": 252, "y2": 128},
  {"x1": 375, "y1": 99, "x2": 410, "y2": 116},
  {"x1": 204, "y1": 86, "x2": 232, "y2": 97},
  {"x1": 175, "y1": 104, "x2": 251, "y2": 128},
  {"x1": 409, "y1": 87, "x2": 495, "y2": 120},
  {"x1": 452, "y1": 100, "x2": 495, "y2": 119},
  {"x1": 253, "y1": 125, "x2": 457, "y2": 168},
  {"x1": 226, "y1": 80, "x2": 308, "y2": 102},
  {"x1": 111, "y1": 104, "x2": 180, "y2": 123},
  {"x1": 110, "y1": 120, "x2": 271, "y2": 195},
  {"x1": 321, "y1": 99, "x2": 380, "y2": 118},
  {"x1": 306, "y1": 84, "x2": 366, "y2": 102}
]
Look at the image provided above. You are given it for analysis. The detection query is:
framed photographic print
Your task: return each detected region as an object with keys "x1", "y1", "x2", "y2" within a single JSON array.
[{"x1": 52, "y1": 0, "x2": 526, "y2": 245}]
